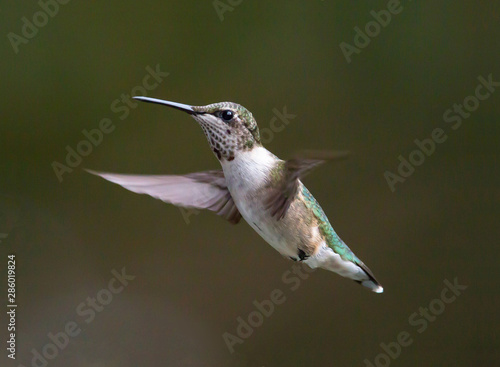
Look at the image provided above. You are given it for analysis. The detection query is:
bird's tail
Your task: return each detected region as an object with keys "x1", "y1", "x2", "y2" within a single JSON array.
[
  {"x1": 306, "y1": 245, "x2": 384, "y2": 293},
  {"x1": 356, "y1": 261, "x2": 384, "y2": 293}
]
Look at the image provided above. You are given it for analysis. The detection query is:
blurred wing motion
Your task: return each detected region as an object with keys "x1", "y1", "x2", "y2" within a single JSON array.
[
  {"x1": 266, "y1": 150, "x2": 350, "y2": 220},
  {"x1": 86, "y1": 169, "x2": 242, "y2": 224}
]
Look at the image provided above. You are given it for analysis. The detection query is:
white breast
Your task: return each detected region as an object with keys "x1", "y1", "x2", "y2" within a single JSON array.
[
  {"x1": 221, "y1": 147, "x2": 277, "y2": 190},
  {"x1": 221, "y1": 147, "x2": 297, "y2": 257}
]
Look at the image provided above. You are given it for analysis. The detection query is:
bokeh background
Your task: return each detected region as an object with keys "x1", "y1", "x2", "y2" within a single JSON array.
[{"x1": 1, "y1": 1, "x2": 499, "y2": 366}]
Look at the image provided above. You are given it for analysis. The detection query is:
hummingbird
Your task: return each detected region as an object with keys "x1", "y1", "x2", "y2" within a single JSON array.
[{"x1": 88, "y1": 97, "x2": 383, "y2": 293}]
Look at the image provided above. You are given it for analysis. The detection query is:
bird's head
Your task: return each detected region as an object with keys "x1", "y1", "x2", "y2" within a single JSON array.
[{"x1": 134, "y1": 97, "x2": 261, "y2": 161}]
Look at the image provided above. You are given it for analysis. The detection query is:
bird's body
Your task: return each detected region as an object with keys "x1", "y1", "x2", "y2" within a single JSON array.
[
  {"x1": 221, "y1": 146, "x2": 382, "y2": 292},
  {"x1": 223, "y1": 146, "x2": 305, "y2": 259},
  {"x1": 88, "y1": 97, "x2": 383, "y2": 293}
]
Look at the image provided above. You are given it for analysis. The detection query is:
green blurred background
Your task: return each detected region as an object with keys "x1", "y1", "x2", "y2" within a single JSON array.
[{"x1": 1, "y1": 1, "x2": 499, "y2": 366}]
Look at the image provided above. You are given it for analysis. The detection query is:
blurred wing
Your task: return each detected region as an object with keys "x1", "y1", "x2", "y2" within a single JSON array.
[
  {"x1": 266, "y1": 150, "x2": 350, "y2": 220},
  {"x1": 86, "y1": 169, "x2": 242, "y2": 224}
]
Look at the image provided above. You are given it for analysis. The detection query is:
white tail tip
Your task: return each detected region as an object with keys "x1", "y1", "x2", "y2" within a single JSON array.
[{"x1": 361, "y1": 280, "x2": 384, "y2": 293}]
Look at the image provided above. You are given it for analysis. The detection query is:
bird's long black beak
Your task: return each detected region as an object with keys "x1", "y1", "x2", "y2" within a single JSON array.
[{"x1": 133, "y1": 96, "x2": 197, "y2": 115}]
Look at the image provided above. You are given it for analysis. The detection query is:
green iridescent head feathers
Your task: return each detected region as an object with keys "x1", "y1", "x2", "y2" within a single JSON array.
[{"x1": 193, "y1": 102, "x2": 261, "y2": 143}]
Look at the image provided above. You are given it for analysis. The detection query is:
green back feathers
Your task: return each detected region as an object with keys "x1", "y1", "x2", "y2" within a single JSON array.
[{"x1": 301, "y1": 185, "x2": 360, "y2": 263}]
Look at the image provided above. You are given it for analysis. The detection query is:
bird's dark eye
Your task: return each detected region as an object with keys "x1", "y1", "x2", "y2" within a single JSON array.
[{"x1": 221, "y1": 110, "x2": 234, "y2": 122}]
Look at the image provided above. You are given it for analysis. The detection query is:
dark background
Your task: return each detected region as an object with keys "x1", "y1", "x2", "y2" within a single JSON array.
[{"x1": 1, "y1": 1, "x2": 499, "y2": 366}]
